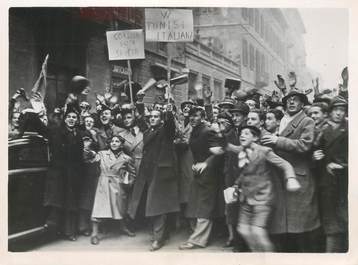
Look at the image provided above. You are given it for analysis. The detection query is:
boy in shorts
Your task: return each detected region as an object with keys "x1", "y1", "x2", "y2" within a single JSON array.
[{"x1": 234, "y1": 125, "x2": 300, "y2": 252}]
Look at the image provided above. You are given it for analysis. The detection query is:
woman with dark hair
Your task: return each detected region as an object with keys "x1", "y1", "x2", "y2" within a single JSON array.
[
  {"x1": 89, "y1": 135, "x2": 136, "y2": 245},
  {"x1": 43, "y1": 106, "x2": 84, "y2": 241}
]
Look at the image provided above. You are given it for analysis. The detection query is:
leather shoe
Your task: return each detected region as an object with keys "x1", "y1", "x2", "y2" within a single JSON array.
[
  {"x1": 66, "y1": 235, "x2": 77, "y2": 241},
  {"x1": 91, "y1": 236, "x2": 100, "y2": 245},
  {"x1": 179, "y1": 242, "x2": 200, "y2": 250},
  {"x1": 121, "y1": 227, "x2": 136, "y2": 237},
  {"x1": 82, "y1": 230, "x2": 91, "y2": 236},
  {"x1": 150, "y1": 240, "x2": 163, "y2": 251}
]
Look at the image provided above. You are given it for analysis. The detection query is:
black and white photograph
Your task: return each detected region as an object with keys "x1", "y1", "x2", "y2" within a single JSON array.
[{"x1": 5, "y1": 1, "x2": 355, "y2": 263}]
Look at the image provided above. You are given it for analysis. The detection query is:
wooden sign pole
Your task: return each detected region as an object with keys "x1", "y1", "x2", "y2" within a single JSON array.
[
  {"x1": 127, "y1": 59, "x2": 134, "y2": 105},
  {"x1": 167, "y1": 43, "x2": 172, "y2": 105}
]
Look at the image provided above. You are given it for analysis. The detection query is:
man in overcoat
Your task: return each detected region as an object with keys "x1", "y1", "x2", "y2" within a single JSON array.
[
  {"x1": 261, "y1": 90, "x2": 320, "y2": 252},
  {"x1": 313, "y1": 96, "x2": 348, "y2": 252},
  {"x1": 128, "y1": 104, "x2": 179, "y2": 251},
  {"x1": 179, "y1": 107, "x2": 224, "y2": 250},
  {"x1": 44, "y1": 106, "x2": 84, "y2": 241}
]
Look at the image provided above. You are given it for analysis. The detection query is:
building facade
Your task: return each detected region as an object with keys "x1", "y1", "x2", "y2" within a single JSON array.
[{"x1": 193, "y1": 7, "x2": 310, "y2": 96}]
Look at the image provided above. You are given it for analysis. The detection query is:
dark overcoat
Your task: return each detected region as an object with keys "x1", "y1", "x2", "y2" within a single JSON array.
[
  {"x1": 318, "y1": 120, "x2": 348, "y2": 235},
  {"x1": 223, "y1": 127, "x2": 240, "y2": 225},
  {"x1": 44, "y1": 126, "x2": 84, "y2": 212},
  {"x1": 185, "y1": 123, "x2": 224, "y2": 219},
  {"x1": 273, "y1": 110, "x2": 320, "y2": 233},
  {"x1": 128, "y1": 112, "x2": 180, "y2": 218}
]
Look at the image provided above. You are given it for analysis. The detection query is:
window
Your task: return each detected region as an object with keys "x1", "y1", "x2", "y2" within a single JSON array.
[
  {"x1": 261, "y1": 53, "x2": 266, "y2": 73},
  {"x1": 214, "y1": 79, "x2": 223, "y2": 100},
  {"x1": 255, "y1": 10, "x2": 260, "y2": 33},
  {"x1": 249, "y1": 44, "x2": 255, "y2": 71},
  {"x1": 242, "y1": 8, "x2": 248, "y2": 20},
  {"x1": 264, "y1": 24, "x2": 269, "y2": 41},
  {"x1": 248, "y1": 9, "x2": 254, "y2": 26},
  {"x1": 242, "y1": 39, "x2": 248, "y2": 67},
  {"x1": 256, "y1": 49, "x2": 261, "y2": 75}
]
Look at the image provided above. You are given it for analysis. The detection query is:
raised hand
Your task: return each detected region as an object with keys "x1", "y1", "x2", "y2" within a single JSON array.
[{"x1": 274, "y1": 75, "x2": 287, "y2": 96}]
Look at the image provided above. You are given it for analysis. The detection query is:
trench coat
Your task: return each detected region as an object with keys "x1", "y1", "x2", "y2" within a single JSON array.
[
  {"x1": 91, "y1": 150, "x2": 136, "y2": 219},
  {"x1": 318, "y1": 120, "x2": 348, "y2": 235},
  {"x1": 43, "y1": 126, "x2": 84, "y2": 212},
  {"x1": 185, "y1": 123, "x2": 224, "y2": 219},
  {"x1": 273, "y1": 110, "x2": 320, "y2": 233},
  {"x1": 128, "y1": 112, "x2": 180, "y2": 218}
]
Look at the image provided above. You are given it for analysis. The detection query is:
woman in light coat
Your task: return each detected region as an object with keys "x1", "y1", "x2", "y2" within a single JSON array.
[{"x1": 88, "y1": 135, "x2": 136, "y2": 245}]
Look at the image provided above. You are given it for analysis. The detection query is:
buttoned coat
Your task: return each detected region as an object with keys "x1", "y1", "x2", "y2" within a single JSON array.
[
  {"x1": 128, "y1": 112, "x2": 180, "y2": 218},
  {"x1": 272, "y1": 110, "x2": 320, "y2": 233},
  {"x1": 44, "y1": 126, "x2": 84, "y2": 211}
]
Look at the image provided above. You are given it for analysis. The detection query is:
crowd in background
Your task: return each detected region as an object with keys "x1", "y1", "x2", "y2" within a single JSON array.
[{"x1": 8, "y1": 66, "x2": 349, "y2": 253}]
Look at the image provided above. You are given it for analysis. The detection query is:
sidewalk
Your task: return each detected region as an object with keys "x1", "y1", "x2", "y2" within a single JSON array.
[{"x1": 34, "y1": 224, "x2": 232, "y2": 253}]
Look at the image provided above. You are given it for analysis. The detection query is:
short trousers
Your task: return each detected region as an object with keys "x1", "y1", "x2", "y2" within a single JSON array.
[{"x1": 237, "y1": 203, "x2": 271, "y2": 228}]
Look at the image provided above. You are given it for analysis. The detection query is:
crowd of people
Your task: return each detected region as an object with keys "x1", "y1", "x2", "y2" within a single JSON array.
[{"x1": 8, "y1": 68, "x2": 348, "y2": 253}]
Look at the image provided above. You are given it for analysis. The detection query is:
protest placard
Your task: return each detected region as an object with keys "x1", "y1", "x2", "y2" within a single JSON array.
[
  {"x1": 145, "y1": 8, "x2": 194, "y2": 42},
  {"x1": 106, "y1": 29, "x2": 145, "y2": 60}
]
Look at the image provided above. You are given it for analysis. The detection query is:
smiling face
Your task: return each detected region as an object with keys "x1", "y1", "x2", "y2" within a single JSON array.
[
  {"x1": 110, "y1": 136, "x2": 123, "y2": 151},
  {"x1": 308, "y1": 106, "x2": 326, "y2": 126},
  {"x1": 84, "y1": 116, "x2": 95, "y2": 130},
  {"x1": 64, "y1": 112, "x2": 78, "y2": 128},
  {"x1": 11, "y1": 112, "x2": 20, "y2": 128},
  {"x1": 100, "y1": 109, "x2": 112, "y2": 125},
  {"x1": 189, "y1": 110, "x2": 203, "y2": 128},
  {"x1": 286, "y1": 95, "x2": 304, "y2": 116},
  {"x1": 239, "y1": 128, "x2": 258, "y2": 147},
  {"x1": 149, "y1": 110, "x2": 162, "y2": 127},
  {"x1": 231, "y1": 111, "x2": 246, "y2": 128}
]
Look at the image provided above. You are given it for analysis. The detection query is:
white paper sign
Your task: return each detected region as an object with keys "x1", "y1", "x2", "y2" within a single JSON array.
[
  {"x1": 145, "y1": 8, "x2": 194, "y2": 42},
  {"x1": 106, "y1": 29, "x2": 145, "y2": 60}
]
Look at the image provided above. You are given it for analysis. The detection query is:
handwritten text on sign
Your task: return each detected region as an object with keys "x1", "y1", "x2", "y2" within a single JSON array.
[
  {"x1": 106, "y1": 29, "x2": 145, "y2": 60},
  {"x1": 145, "y1": 9, "x2": 194, "y2": 42}
]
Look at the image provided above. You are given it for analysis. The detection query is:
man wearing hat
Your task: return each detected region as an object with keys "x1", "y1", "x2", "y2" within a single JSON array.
[
  {"x1": 218, "y1": 97, "x2": 236, "y2": 113},
  {"x1": 261, "y1": 90, "x2": 319, "y2": 252},
  {"x1": 313, "y1": 96, "x2": 348, "y2": 252}
]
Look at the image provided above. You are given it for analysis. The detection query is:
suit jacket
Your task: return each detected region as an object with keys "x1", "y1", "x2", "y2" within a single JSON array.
[
  {"x1": 273, "y1": 110, "x2": 320, "y2": 233},
  {"x1": 235, "y1": 144, "x2": 295, "y2": 206}
]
